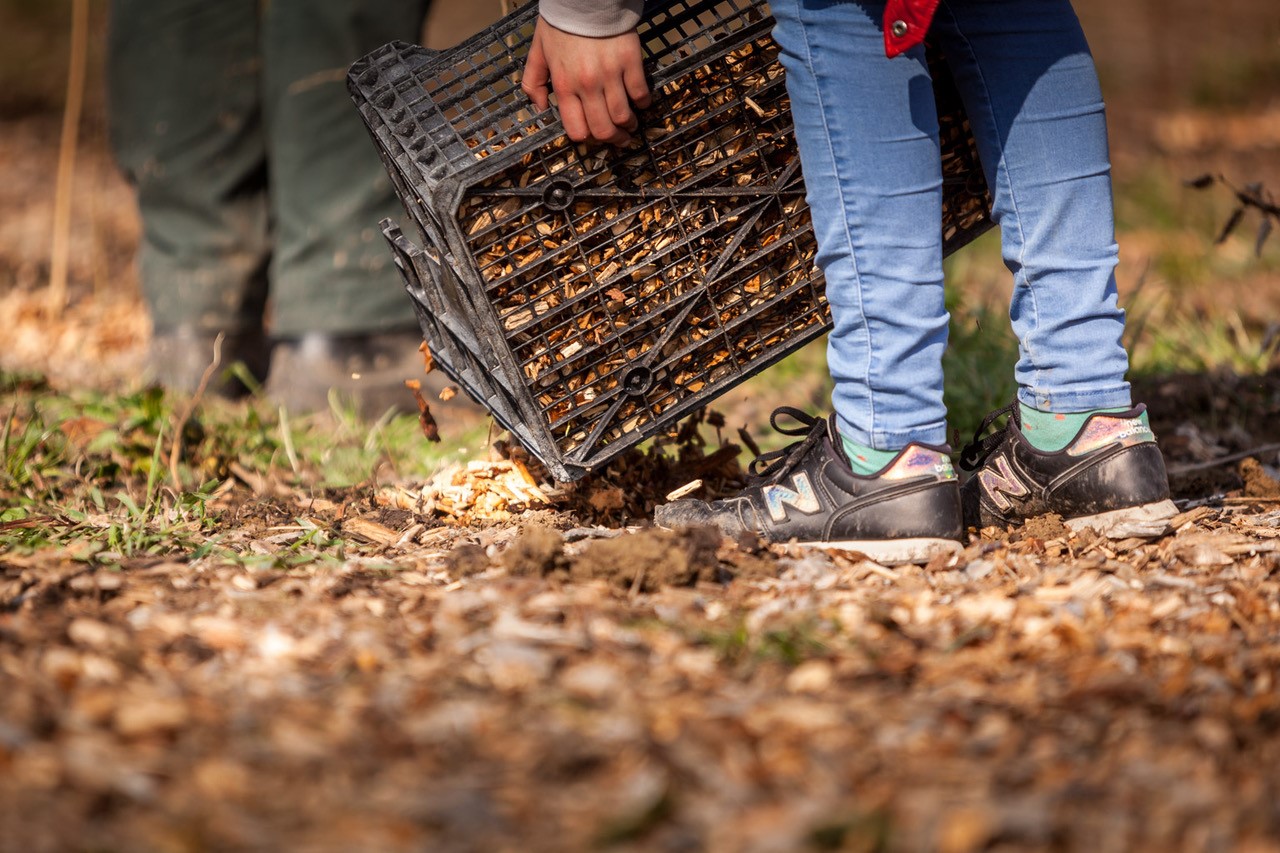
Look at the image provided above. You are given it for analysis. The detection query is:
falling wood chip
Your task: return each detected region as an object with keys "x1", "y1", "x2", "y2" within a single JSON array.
[
  {"x1": 407, "y1": 382, "x2": 440, "y2": 442},
  {"x1": 665, "y1": 480, "x2": 704, "y2": 501}
]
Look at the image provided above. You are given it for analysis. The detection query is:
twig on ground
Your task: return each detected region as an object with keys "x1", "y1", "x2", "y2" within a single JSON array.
[
  {"x1": 279, "y1": 406, "x2": 300, "y2": 476},
  {"x1": 1166, "y1": 443, "x2": 1280, "y2": 476}
]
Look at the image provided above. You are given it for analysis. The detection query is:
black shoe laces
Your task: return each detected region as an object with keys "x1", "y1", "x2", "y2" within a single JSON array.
[
  {"x1": 746, "y1": 407, "x2": 828, "y2": 486},
  {"x1": 958, "y1": 401, "x2": 1019, "y2": 472}
]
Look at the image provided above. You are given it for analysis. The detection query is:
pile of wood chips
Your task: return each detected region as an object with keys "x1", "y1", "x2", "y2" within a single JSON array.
[
  {"x1": 377, "y1": 458, "x2": 552, "y2": 524},
  {"x1": 378, "y1": 407, "x2": 750, "y2": 527},
  {"x1": 4, "y1": 493, "x2": 1280, "y2": 852}
]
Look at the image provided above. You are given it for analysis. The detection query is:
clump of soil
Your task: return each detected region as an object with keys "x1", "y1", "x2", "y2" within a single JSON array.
[
  {"x1": 1167, "y1": 467, "x2": 1243, "y2": 500},
  {"x1": 1021, "y1": 512, "x2": 1069, "y2": 540},
  {"x1": 1239, "y1": 457, "x2": 1280, "y2": 498},
  {"x1": 447, "y1": 543, "x2": 492, "y2": 578},
  {"x1": 373, "y1": 507, "x2": 416, "y2": 528},
  {"x1": 717, "y1": 532, "x2": 780, "y2": 580},
  {"x1": 499, "y1": 524, "x2": 779, "y2": 589},
  {"x1": 570, "y1": 526, "x2": 724, "y2": 592},
  {"x1": 502, "y1": 524, "x2": 569, "y2": 578}
]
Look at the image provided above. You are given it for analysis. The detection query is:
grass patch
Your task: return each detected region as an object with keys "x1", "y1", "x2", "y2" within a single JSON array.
[
  {"x1": 0, "y1": 374, "x2": 486, "y2": 560},
  {"x1": 942, "y1": 297, "x2": 1019, "y2": 447},
  {"x1": 1126, "y1": 298, "x2": 1280, "y2": 376}
]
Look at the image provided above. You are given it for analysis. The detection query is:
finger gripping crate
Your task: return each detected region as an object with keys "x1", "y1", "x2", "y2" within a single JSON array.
[{"x1": 349, "y1": 0, "x2": 993, "y2": 482}]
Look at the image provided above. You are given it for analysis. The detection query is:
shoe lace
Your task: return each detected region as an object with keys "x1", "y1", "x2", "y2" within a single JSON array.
[
  {"x1": 745, "y1": 407, "x2": 827, "y2": 485},
  {"x1": 958, "y1": 400, "x2": 1019, "y2": 472}
]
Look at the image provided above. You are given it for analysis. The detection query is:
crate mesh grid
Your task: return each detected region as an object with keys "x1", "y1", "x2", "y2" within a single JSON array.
[
  {"x1": 384, "y1": 225, "x2": 548, "y2": 448},
  {"x1": 350, "y1": 0, "x2": 993, "y2": 481}
]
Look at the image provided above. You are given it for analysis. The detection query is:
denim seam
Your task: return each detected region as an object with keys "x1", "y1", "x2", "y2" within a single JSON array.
[
  {"x1": 1025, "y1": 383, "x2": 1131, "y2": 413},
  {"x1": 796, "y1": 8, "x2": 877, "y2": 447},
  {"x1": 937, "y1": 0, "x2": 1044, "y2": 396}
]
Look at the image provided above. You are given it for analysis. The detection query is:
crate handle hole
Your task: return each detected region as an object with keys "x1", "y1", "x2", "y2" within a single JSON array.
[
  {"x1": 622, "y1": 366, "x2": 654, "y2": 396},
  {"x1": 542, "y1": 179, "x2": 575, "y2": 210}
]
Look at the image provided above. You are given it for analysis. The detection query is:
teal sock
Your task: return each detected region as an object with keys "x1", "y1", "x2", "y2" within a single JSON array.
[
  {"x1": 1018, "y1": 402, "x2": 1138, "y2": 451},
  {"x1": 839, "y1": 433, "x2": 901, "y2": 476}
]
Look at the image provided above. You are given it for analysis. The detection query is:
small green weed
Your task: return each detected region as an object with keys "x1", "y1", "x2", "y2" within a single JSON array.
[{"x1": 699, "y1": 619, "x2": 831, "y2": 667}]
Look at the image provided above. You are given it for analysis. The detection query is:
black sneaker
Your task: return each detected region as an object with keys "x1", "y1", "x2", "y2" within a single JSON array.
[
  {"x1": 654, "y1": 407, "x2": 963, "y2": 565},
  {"x1": 959, "y1": 402, "x2": 1177, "y2": 537}
]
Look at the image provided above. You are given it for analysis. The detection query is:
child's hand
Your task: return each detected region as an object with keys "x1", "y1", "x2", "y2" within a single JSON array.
[{"x1": 521, "y1": 16, "x2": 651, "y2": 146}]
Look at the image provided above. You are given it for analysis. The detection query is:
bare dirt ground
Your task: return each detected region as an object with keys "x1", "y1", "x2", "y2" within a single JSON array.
[{"x1": 4, "y1": 4, "x2": 1280, "y2": 850}]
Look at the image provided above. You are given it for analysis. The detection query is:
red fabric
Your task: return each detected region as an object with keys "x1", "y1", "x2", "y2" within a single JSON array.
[{"x1": 883, "y1": 0, "x2": 939, "y2": 57}]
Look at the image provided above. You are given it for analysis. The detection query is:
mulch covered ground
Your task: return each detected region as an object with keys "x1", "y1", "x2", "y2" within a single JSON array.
[{"x1": 3, "y1": 427, "x2": 1280, "y2": 851}]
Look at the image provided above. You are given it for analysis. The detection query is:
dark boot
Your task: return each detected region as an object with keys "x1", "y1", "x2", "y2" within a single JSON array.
[
  {"x1": 264, "y1": 329, "x2": 482, "y2": 421},
  {"x1": 147, "y1": 325, "x2": 271, "y2": 398}
]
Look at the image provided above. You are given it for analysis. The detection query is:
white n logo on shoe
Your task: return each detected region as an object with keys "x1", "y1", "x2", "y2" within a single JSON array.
[
  {"x1": 761, "y1": 473, "x2": 822, "y2": 522},
  {"x1": 978, "y1": 454, "x2": 1029, "y2": 511}
]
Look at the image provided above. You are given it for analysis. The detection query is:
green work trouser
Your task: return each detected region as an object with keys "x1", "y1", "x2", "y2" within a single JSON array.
[{"x1": 109, "y1": 0, "x2": 430, "y2": 337}]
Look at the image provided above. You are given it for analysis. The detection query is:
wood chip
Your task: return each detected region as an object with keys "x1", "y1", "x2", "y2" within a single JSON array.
[
  {"x1": 665, "y1": 480, "x2": 704, "y2": 501},
  {"x1": 343, "y1": 517, "x2": 400, "y2": 546}
]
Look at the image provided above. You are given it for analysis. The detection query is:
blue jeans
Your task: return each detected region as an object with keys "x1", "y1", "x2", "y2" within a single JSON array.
[{"x1": 770, "y1": 0, "x2": 1132, "y2": 449}]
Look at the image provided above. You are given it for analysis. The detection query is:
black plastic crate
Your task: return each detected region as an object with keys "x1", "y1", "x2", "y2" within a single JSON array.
[
  {"x1": 350, "y1": 0, "x2": 993, "y2": 482},
  {"x1": 382, "y1": 221, "x2": 548, "y2": 450}
]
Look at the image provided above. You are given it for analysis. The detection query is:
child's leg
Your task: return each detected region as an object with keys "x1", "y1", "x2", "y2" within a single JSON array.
[
  {"x1": 930, "y1": 0, "x2": 1132, "y2": 414},
  {"x1": 651, "y1": 0, "x2": 963, "y2": 561},
  {"x1": 932, "y1": 0, "x2": 1174, "y2": 535},
  {"x1": 769, "y1": 0, "x2": 949, "y2": 452}
]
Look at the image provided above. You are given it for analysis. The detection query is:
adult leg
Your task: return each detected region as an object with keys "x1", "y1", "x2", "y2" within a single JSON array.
[
  {"x1": 770, "y1": 0, "x2": 950, "y2": 451},
  {"x1": 259, "y1": 0, "x2": 452, "y2": 418},
  {"x1": 108, "y1": 0, "x2": 270, "y2": 392},
  {"x1": 930, "y1": 0, "x2": 1131, "y2": 413},
  {"x1": 260, "y1": 0, "x2": 432, "y2": 338}
]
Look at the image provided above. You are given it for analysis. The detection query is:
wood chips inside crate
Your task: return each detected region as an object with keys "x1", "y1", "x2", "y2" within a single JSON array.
[{"x1": 455, "y1": 36, "x2": 830, "y2": 455}]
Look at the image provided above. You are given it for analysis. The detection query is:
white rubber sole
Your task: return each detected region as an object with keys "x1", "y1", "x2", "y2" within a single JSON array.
[
  {"x1": 1063, "y1": 499, "x2": 1179, "y2": 539},
  {"x1": 782, "y1": 537, "x2": 963, "y2": 567}
]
